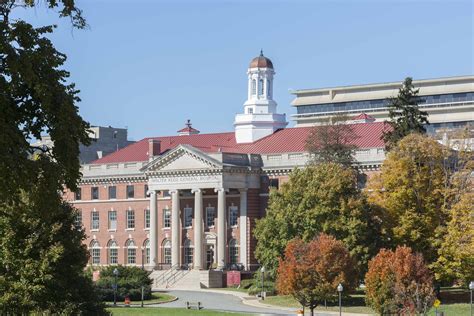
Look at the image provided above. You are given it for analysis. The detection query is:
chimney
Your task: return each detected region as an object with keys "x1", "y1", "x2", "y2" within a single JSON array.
[{"x1": 148, "y1": 139, "x2": 161, "y2": 161}]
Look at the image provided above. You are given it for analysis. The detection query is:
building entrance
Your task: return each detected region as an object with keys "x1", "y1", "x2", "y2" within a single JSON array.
[{"x1": 206, "y1": 246, "x2": 214, "y2": 269}]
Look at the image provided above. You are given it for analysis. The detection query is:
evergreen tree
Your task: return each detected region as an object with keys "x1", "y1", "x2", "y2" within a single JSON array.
[
  {"x1": 382, "y1": 77, "x2": 429, "y2": 150},
  {"x1": 0, "y1": 1, "x2": 106, "y2": 313}
]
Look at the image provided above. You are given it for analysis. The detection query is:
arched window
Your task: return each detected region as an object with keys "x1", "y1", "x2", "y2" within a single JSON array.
[
  {"x1": 259, "y1": 79, "x2": 264, "y2": 96},
  {"x1": 90, "y1": 240, "x2": 101, "y2": 265},
  {"x1": 251, "y1": 79, "x2": 256, "y2": 95},
  {"x1": 229, "y1": 239, "x2": 239, "y2": 265},
  {"x1": 267, "y1": 79, "x2": 271, "y2": 97},
  {"x1": 107, "y1": 240, "x2": 119, "y2": 264},
  {"x1": 183, "y1": 239, "x2": 193, "y2": 265},
  {"x1": 125, "y1": 239, "x2": 136, "y2": 265},
  {"x1": 162, "y1": 239, "x2": 171, "y2": 264},
  {"x1": 143, "y1": 239, "x2": 150, "y2": 264}
]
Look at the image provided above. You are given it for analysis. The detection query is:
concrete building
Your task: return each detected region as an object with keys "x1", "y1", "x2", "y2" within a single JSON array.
[{"x1": 291, "y1": 76, "x2": 474, "y2": 134}]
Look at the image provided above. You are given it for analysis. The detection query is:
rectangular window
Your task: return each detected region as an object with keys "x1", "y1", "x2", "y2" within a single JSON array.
[
  {"x1": 91, "y1": 248, "x2": 100, "y2": 264},
  {"x1": 163, "y1": 209, "x2": 171, "y2": 228},
  {"x1": 184, "y1": 247, "x2": 193, "y2": 265},
  {"x1": 184, "y1": 207, "x2": 193, "y2": 228},
  {"x1": 75, "y1": 188, "x2": 82, "y2": 201},
  {"x1": 164, "y1": 247, "x2": 171, "y2": 264},
  {"x1": 230, "y1": 245, "x2": 239, "y2": 265},
  {"x1": 74, "y1": 210, "x2": 82, "y2": 228},
  {"x1": 91, "y1": 187, "x2": 99, "y2": 200},
  {"x1": 229, "y1": 206, "x2": 239, "y2": 227},
  {"x1": 109, "y1": 248, "x2": 118, "y2": 264},
  {"x1": 206, "y1": 207, "x2": 216, "y2": 227},
  {"x1": 162, "y1": 190, "x2": 170, "y2": 197},
  {"x1": 126, "y1": 185, "x2": 134, "y2": 199},
  {"x1": 91, "y1": 211, "x2": 99, "y2": 230},
  {"x1": 144, "y1": 209, "x2": 150, "y2": 229},
  {"x1": 108, "y1": 186, "x2": 116, "y2": 199},
  {"x1": 145, "y1": 184, "x2": 150, "y2": 197},
  {"x1": 269, "y1": 178, "x2": 279, "y2": 190},
  {"x1": 108, "y1": 210, "x2": 117, "y2": 230},
  {"x1": 126, "y1": 209, "x2": 135, "y2": 229},
  {"x1": 146, "y1": 247, "x2": 150, "y2": 264},
  {"x1": 127, "y1": 248, "x2": 136, "y2": 264}
]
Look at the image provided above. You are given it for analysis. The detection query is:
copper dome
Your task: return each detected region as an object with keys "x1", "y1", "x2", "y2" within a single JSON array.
[{"x1": 249, "y1": 50, "x2": 273, "y2": 69}]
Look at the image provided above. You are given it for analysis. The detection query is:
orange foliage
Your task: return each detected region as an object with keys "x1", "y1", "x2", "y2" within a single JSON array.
[{"x1": 276, "y1": 234, "x2": 357, "y2": 314}]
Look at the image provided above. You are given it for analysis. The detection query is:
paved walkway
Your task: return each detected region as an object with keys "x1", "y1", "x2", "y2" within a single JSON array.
[{"x1": 153, "y1": 289, "x2": 371, "y2": 316}]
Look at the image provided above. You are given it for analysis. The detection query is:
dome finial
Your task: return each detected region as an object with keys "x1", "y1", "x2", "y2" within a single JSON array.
[{"x1": 260, "y1": 49, "x2": 264, "y2": 56}]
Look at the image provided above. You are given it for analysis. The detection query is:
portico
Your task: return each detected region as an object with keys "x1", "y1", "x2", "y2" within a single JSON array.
[{"x1": 142, "y1": 144, "x2": 259, "y2": 271}]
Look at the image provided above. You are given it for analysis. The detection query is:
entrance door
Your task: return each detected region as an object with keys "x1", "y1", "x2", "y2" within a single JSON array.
[{"x1": 206, "y1": 246, "x2": 214, "y2": 269}]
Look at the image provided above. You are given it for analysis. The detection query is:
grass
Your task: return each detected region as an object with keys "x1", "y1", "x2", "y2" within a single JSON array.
[
  {"x1": 107, "y1": 307, "x2": 250, "y2": 315},
  {"x1": 105, "y1": 292, "x2": 176, "y2": 306}
]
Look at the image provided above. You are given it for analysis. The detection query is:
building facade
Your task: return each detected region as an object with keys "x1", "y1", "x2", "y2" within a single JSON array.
[{"x1": 68, "y1": 53, "x2": 471, "y2": 288}]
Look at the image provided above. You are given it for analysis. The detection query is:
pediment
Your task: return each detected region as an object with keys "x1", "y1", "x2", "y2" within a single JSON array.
[{"x1": 142, "y1": 145, "x2": 222, "y2": 173}]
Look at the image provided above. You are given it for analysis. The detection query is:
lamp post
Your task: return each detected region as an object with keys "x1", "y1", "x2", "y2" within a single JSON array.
[
  {"x1": 469, "y1": 281, "x2": 474, "y2": 316},
  {"x1": 113, "y1": 268, "x2": 119, "y2": 306},
  {"x1": 141, "y1": 246, "x2": 145, "y2": 308},
  {"x1": 261, "y1": 266, "x2": 266, "y2": 300},
  {"x1": 337, "y1": 283, "x2": 343, "y2": 316}
]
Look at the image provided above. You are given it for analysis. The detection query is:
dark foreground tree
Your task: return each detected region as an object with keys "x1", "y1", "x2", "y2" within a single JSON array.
[
  {"x1": 254, "y1": 163, "x2": 387, "y2": 276},
  {"x1": 382, "y1": 77, "x2": 429, "y2": 150},
  {"x1": 0, "y1": 1, "x2": 106, "y2": 313},
  {"x1": 305, "y1": 113, "x2": 358, "y2": 167},
  {"x1": 277, "y1": 235, "x2": 357, "y2": 316}
]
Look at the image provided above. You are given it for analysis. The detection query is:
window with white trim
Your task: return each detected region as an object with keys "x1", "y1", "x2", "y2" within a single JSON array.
[
  {"x1": 163, "y1": 239, "x2": 171, "y2": 264},
  {"x1": 251, "y1": 79, "x2": 256, "y2": 95},
  {"x1": 144, "y1": 239, "x2": 150, "y2": 264},
  {"x1": 229, "y1": 206, "x2": 238, "y2": 227},
  {"x1": 126, "y1": 209, "x2": 135, "y2": 229},
  {"x1": 163, "y1": 209, "x2": 171, "y2": 228},
  {"x1": 90, "y1": 240, "x2": 100, "y2": 265},
  {"x1": 91, "y1": 210, "x2": 99, "y2": 230},
  {"x1": 126, "y1": 185, "x2": 134, "y2": 199},
  {"x1": 74, "y1": 210, "x2": 82, "y2": 228},
  {"x1": 206, "y1": 206, "x2": 216, "y2": 227},
  {"x1": 144, "y1": 209, "x2": 150, "y2": 229},
  {"x1": 108, "y1": 240, "x2": 118, "y2": 264},
  {"x1": 259, "y1": 79, "x2": 264, "y2": 96},
  {"x1": 108, "y1": 186, "x2": 116, "y2": 199},
  {"x1": 91, "y1": 186, "x2": 99, "y2": 200},
  {"x1": 108, "y1": 210, "x2": 117, "y2": 230},
  {"x1": 229, "y1": 239, "x2": 239, "y2": 265},
  {"x1": 125, "y1": 239, "x2": 136, "y2": 264},
  {"x1": 184, "y1": 207, "x2": 193, "y2": 228},
  {"x1": 75, "y1": 188, "x2": 82, "y2": 200},
  {"x1": 183, "y1": 239, "x2": 193, "y2": 265}
]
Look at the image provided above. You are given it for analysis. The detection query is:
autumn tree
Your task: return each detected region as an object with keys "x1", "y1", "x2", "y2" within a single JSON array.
[
  {"x1": 305, "y1": 113, "x2": 358, "y2": 167},
  {"x1": 254, "y1": 163, "x2": 387, "y2": 276},
  {"x1": 365, "y1": 246, "x2": 435, "y2": 316},
  {"x1": 277, "y1": 234, "x2": 357, "y2": 316},
  {"x1": 382, "y1": 77, "x2": 429, "y2": 150},
  {"x1": 367, "y1": 134, "x2": 446, "y2": 263},
  {"x1": 0, "y1": 1, "x2": 105, "y2": 313}
]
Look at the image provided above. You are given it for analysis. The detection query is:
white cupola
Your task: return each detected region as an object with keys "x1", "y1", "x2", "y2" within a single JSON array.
[{"x1": 234, "y1": 51, "x2": 287, "y2": 143}]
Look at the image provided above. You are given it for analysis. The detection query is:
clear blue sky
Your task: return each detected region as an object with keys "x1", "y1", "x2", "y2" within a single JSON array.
[{"x1": 14, "y1": 0, "x2": 473, "y2": 140}]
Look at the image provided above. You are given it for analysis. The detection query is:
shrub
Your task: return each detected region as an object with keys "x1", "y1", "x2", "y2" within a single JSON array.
[
  {"x1": 94, "y1": 265, "x2": 153, "y2": 301},
  {"x1": 365, "y1": 246, "x2": 435, "y2": 315}
]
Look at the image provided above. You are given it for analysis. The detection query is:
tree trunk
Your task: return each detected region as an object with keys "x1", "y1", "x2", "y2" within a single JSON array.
[{"x1": 310, "y1": 307, "x2": 314, "y2": 316}]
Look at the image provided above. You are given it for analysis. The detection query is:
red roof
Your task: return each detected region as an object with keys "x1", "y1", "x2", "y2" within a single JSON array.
[
  {"x1": 177, "y1": 126, "x2": 200, "y2": 133},
  {"x1": 92, "y1": 122, "x2": 388, "y2": 164}
]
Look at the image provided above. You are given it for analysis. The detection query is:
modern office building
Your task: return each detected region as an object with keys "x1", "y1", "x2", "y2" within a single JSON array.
[{"x1": 291, "y1": 76, "x2": 474, "y2": 134}]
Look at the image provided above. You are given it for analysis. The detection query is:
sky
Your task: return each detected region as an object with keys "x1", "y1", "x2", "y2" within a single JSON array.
[{"x1": 14, "y1": 0, "x2": 474, "y2": 141}]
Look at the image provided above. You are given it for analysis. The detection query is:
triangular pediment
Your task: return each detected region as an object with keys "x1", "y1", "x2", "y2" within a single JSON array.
[{"x1": 142, "y1": 145, "x2": 222, "y2": 173}]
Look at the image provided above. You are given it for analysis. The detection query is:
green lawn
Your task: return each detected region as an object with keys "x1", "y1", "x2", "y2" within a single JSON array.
[
  {"x1": 106, "y1": 292, "x2": 176, "y2": 306},
  {"x1": 107, "y1": 307, "x2": 250, "y2": 316}
]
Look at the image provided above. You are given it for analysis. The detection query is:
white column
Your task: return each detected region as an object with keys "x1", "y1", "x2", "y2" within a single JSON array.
[
  {"x1": 170, "y1": 189, "x2": 180, "y2": 268},
  {"x1": 239, "y1": 188, "x2": 248, "y2": 270},
  {"x1": 149, "y1": 190, "x2": 157, "y2": 269},
  {"x1": 192, "y1": 188, "x2": 203, "y2": 270},
  {"x1": 215, "y1": 188, "x2": 226, "y2": 270}
]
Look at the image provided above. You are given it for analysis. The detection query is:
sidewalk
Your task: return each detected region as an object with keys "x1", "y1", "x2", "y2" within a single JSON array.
[{"x1": 201, "y1": 289, "x2": 372, "y2": 316}]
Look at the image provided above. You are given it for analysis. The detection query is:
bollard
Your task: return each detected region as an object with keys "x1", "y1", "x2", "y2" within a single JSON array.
[
  {"x1": 296, "y1": 309, "x2": 304, "y2": 316},
  {"x1": 124, "y1": 296, "x2": 131, "y2": 307}
]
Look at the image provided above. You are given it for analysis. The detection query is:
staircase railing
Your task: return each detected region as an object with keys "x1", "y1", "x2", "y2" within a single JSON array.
[
  {"x1": 155, "y1": 263, "x2": 180, "y2": 286},
  {"x1": 165, "y1": 267, "x2": 193, "y2": 288}
]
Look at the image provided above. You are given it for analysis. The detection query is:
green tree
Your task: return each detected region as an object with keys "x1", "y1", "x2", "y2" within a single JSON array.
[
  {"x1": 277, "y1": 235, "x2": 357, "y2": 316},
  {"x1": 367, "y1": 134, "x2": 446, "y2": 263},
  {"x1": 382, "y1": 77, "x2": 429, "y2": 150},
  {"x1": 254, "y1": 163, "x2": 386, "y2": 276},
  {"x1": 305, "y1": 113, "x2": 357, "y2": 167},
  {"x1": 0, "y1": 1, "x2": 105, "y2": 313}
]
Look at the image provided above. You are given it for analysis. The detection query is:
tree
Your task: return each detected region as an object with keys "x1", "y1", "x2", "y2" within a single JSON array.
[
  {"x1": 367, "y1": 134, "x2": 446, "y2": 263},
  {"x1": 254, "y1": 163, "x2": 386, "y2": 276},
  {"x1": 382, "y1": 77, "x2": 429, "y2": 150},
  {"x1": 305, "y1": 113, "x2": 358, "y2": 166},
  {"x1": 0, "y1": 1, "x2": 105, "y2": 313},
  {"x1": 365, "y1": 246, "x2": 435, "y2": 316},
  {"x1": 431, "y1": 192, "x2": 474, "y2": 286},
  {"x1": 277, "y1": 234, "x2": 357, "y2": 316}
]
